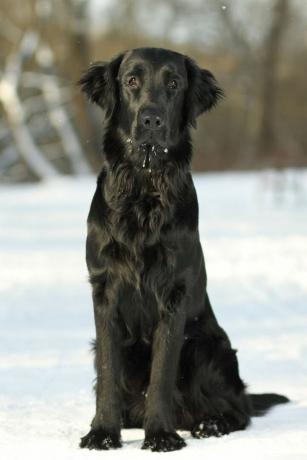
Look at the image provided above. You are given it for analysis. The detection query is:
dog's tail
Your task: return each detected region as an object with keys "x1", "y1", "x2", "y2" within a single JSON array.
[{"x1": 249, "y1": 393, "x2": 290, "y2": 416}]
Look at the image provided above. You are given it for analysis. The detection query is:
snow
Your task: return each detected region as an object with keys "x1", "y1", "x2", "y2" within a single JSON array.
[{"x1": 0, "y1": 170, "x2": 307, "y2": 459}]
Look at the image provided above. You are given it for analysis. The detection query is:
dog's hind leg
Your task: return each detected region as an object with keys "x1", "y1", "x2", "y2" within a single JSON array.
[{"x1": 178, "y1": 332, "x2": 252, "y2": 438}]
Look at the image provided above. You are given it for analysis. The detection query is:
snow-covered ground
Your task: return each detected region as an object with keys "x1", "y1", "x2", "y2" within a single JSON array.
[{"x1": 0, "y1": 170, "x2": 306, "y2": 459}]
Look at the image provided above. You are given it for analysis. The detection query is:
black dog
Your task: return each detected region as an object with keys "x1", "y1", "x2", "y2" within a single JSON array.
[{"x1": 79, "y1": 47, "x2": 288, "y2": 452}]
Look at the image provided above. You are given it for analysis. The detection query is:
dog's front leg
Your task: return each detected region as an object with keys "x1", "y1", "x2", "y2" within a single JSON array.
[
  {"x1": 142, "y1": 283, "x2": 187, "y2": 452},
  {"x1": 80, "y1": 282, "x2": 122, "y2": 450}
]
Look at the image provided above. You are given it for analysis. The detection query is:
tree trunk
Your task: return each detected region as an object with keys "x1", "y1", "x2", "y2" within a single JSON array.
[{"x1": 258, "y1": 0, "x2": 290, "y2": 164}]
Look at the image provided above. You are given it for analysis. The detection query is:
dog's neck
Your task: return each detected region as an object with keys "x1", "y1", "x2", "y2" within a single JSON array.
[
  {"x1": 100, "y1": 125, "x2": 193, "y2": 213},
  {"x1": 96, "y1": 126, "x2": 194, "y2": 246}
]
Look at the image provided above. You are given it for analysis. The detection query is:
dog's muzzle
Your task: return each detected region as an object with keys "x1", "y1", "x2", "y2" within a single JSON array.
[{"x1": 138, "y1": 143, "x2": 168, "y2": 172}]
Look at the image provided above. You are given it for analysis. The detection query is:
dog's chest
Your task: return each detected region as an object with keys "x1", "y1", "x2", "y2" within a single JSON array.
[
  {"x1": 103, "y1": 230, "x2": 175, "y2": 290},
  {"x1": 112, "y1": 190, "x2": 171, "y2": 246},
  {"x1": 101, "y1": 181, "x2": 176, "y2": 290},
  {"x1": 116, "y1": 240, "x2": 176, "y2": 343}
]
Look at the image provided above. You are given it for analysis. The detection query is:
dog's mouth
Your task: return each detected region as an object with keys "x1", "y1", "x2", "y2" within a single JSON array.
[
  {"x1": 138, "y1": 143, "x2": 168, "y2": 172},
  {"x1": 125, "y1": 137, "x2": 169, "y2": 172}
]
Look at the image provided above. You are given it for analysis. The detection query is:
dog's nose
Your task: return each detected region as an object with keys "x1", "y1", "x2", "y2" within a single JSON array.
[{"x1": 140, "y1": 107, "x2": 164, "y2": 130}]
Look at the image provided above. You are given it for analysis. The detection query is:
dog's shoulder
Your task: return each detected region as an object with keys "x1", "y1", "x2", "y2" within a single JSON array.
[{"x1": 173, "y1": 173, "x2": 199, "y2": 232}]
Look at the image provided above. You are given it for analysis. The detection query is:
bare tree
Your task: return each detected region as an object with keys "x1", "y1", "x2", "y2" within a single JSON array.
[
  {"x1": 258, "y1": 0, "x2": 291, "y2": 163},
  {"x1": 0, "y1": 0, "x2": 94, "y2": 181},
  {"x1": 0, "y1": 32, "x2": 59, "y2": 179}
]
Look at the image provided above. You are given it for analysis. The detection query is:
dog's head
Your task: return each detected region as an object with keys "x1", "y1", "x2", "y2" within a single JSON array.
[{"x1": 79, "y1": 47, "x2": 223, "y2": 170}]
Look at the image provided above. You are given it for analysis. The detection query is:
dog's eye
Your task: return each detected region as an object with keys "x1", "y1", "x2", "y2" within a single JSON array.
[
  {"x1": 168, "y1": 80, "x2": 178, "y2": 90},
  {"x1": 127, "y1": 76, "x2": 139, "y2": 88}
]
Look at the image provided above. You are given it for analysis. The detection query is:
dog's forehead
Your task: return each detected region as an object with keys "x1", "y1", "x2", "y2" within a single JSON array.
[{"x1": 119, "y1": 48, "x2": 186, "y2": 75}]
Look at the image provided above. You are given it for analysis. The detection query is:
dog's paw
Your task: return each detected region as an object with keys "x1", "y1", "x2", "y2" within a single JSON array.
[
  {"x1": 79, "y1": 428, "x2": 122, "y2": 450},
  {"x1": 142, "y1": 430, "x2": 186, "y2": 452},
  {"x1": 191, "y1": 415, "x2": 230, "y2": 439}
]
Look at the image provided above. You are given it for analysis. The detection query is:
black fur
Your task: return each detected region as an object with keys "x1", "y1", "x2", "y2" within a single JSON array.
[{"x1": 79, "y1": 47, "x2": 289, "y2": 452}]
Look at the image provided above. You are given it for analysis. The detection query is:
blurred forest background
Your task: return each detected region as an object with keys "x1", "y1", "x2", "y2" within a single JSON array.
[{"x1": 0, "y1": 0, "x2": 306, "y2": 182}]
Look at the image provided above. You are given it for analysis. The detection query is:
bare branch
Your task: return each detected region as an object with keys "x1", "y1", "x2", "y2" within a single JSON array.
[
  {"x1": 0, "y1": 31, "x2": 59, "y2": 179},
  {"x1": 0, "y1": 79, "x2": 59, "y2": 178},
  {"x1": 42, "y1": 74, "x2": 91, "y2": 175}
]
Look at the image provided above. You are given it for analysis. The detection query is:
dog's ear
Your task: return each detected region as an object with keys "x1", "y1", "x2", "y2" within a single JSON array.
[
  {"x1": 78, "y1": 53, "x2": 125, "y2": 119},
  {"x1": 185, "y1": 57, "x2": 224, "y2": 128}
]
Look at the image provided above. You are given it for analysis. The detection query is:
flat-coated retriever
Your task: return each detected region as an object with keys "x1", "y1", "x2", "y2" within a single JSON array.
[{"x1": 78, "y1": 47, "x2": 288, "y2": 452}]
